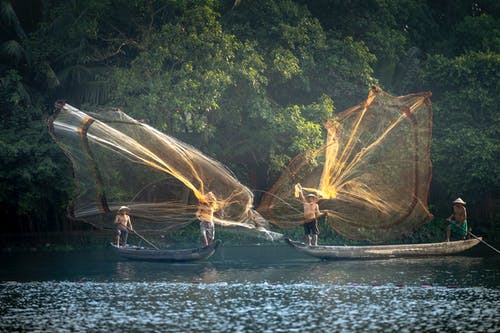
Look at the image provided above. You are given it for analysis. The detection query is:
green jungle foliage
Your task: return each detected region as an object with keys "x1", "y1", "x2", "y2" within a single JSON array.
[{"x1": 1, "y1": 0, "x2": 499, "y2": 244}]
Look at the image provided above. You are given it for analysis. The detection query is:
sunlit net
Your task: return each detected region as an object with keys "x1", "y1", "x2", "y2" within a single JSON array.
[
  {"x1": 257, "y1": 87, "x2": 433, "y2": 242},
  {"x1": 48, "y1": 103, "x2": 271, "y2": 235}
]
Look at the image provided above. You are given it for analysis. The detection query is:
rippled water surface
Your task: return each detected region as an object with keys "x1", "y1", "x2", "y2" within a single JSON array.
[{"x1": 1, "y1": 244, "x2": 499, "y2": 332}]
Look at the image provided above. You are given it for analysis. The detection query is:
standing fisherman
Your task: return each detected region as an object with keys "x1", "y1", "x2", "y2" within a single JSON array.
[
  {"x1": 115, "y1": 206, "x2": 133, "y2": 248},
  {"x1": 296, "y1": 184, "x2": 325, "y2": 246},
  {"x1": 197, "y1": 192, "x2": 217, "y2": 246},
  {"x1": 446, "y1": 198, "x2": 468, "y2": 242}
]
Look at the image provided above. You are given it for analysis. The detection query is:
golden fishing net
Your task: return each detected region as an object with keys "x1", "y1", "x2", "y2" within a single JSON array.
[
  {"x1": 48, "y1": 102, "x2": 270, "y2": 235},
  {"x1": 257, "y1": 87, "x2": 433, "y2": 242}
]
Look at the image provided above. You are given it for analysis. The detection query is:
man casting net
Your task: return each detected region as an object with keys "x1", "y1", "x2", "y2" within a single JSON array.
[
  {"x1": 49, "y1": 102, "x2": 270, "y2": 236},
  {"x1": 257, "y1": 87, "x2": 433, "y2": 243}
]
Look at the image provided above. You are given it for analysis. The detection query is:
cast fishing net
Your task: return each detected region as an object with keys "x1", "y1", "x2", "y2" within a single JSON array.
[
  {"x1": 257, "y1": 87, "x2": 433, "y2": 242},
  {"x1": 48, "y1": 102, "x2": 271, "y2": 235}
]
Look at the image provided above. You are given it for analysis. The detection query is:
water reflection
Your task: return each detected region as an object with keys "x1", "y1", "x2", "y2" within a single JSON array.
[
  {"x1": 304, "y1": 256, "x2": 489, "y2": 287},
  {"x1": 0, "y1": 246, "x2": 499, "y2": 333},
  {"x1": 197, "y1": 265, "x2": 219, "y2": 283},
  {"x1": 115, "y1": 261, "x2": 137, "y2": 279},
  {"x1": 0, "y1": 245, "x2": 497, "y2": 287},
  {"x1": 112, "y1": 260, "x2": 221, "y2": 284}
]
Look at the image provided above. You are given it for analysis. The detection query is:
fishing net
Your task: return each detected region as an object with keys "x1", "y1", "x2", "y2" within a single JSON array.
[
  {"x1": 257, "y1": 87, "x2": 433, "y2": 242},
  {"x1": 48, "y1": 102, "x2": 271, "y2": 235}
]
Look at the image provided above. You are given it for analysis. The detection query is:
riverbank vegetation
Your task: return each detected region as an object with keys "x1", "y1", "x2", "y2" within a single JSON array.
[{"x1": 1, "y1": 0, "x2": 498, "y2": 247}]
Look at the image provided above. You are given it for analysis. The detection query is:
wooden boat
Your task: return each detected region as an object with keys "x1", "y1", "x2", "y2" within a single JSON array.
[
  {"x1": 284, "y1": 237, "x2": 482, "y2": 260},
  {"x1": 111, "y1": 239, "x2": 221, "y2": 261}
]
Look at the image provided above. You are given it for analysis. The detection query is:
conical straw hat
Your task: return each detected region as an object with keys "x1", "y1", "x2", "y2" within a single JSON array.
[
  {"x1": 118, "y1": 206, "x2": 131, "y2": 212},
  {"x1": 452, "y1": 198, "x2": 466, "y2": 205}
]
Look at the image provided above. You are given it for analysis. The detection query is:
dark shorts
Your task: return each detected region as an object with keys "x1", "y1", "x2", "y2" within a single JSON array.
[
  {"x1": 116, "y1": 226, "x2": 128, "y2": 236},
  {"x1": 304, "y1": 219, "x2": 319, "y2": 235},
  {"x1": 116, "y1": 226, "x2": 128, "y2": 245}
]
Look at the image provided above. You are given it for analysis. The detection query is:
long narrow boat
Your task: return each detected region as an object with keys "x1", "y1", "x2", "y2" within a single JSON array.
[
  {"x1": 111, "y1": 239, "x2": 221, "y2": 261},
  {"x1": 285, "y1": 237, "x2": 482, "y2": 260}
]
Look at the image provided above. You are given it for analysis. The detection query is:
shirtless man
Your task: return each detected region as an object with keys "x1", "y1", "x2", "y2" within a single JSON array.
[
  {"x1": 297, "y1": 184, "x2": 324, "y2": 246},
  {"x1": 196, "y1": 192, "x2": 216, "y2": 246},
  {"x1": 446, "y1": 198, "x2": 468, "y2": 241},
  {"x1": 114, "y1": 206, "x2": 133, "y2": 247}
]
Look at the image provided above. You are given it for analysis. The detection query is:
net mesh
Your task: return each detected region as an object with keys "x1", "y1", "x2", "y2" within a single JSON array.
[
  {"x1": 48, "y1": 103, "x2": 270, "y2": 235},
  {"x1": 257, "y1": 87, "x2": 433, "y2": 242}
]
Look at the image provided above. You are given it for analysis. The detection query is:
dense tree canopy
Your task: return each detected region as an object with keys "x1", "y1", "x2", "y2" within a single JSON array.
[{"x1": 1, "y1": 0, "x2": 498, "y2": 239}]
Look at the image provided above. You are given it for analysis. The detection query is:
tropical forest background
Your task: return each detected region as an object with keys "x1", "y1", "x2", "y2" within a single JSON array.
[{"x1": 1, "y1": 0, "x2": 499, "y2": 246}]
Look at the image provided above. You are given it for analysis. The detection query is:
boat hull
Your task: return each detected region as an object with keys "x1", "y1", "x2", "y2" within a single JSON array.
[
  {"x1": 112, "y1": 239, "x2": 221, "y2": 261},
  {"x1": 285, "y1": 238, "x2": 482, "y2": 260}
]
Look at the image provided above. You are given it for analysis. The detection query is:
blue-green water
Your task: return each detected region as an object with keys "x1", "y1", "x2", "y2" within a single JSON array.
[{"x1": 1, "y1": 244, "x2": 499, "y2": 332}]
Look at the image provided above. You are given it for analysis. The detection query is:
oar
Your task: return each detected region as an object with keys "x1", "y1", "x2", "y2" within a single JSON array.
[
  {"x1": 467, "y1": 230, "x2": 500, "y2": 255},
  {"x1": 130, "y1": 229, "x2": 159, "y2": 250}
]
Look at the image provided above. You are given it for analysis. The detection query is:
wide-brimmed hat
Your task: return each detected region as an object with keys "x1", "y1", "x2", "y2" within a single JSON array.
[
  {"x1": 452, "y1": 198, "x2": 466, "y2": 205},
  {"x1": 118, "y1": 206, "x2": 131, "y2": 212}
]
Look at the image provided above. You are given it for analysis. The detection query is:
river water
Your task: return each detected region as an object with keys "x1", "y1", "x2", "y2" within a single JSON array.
[{"x1": 1, "y1": 244, "x2": 499, "y2": 332}]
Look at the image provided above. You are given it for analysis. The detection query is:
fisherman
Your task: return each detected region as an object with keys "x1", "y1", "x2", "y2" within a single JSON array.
[
  {"x1": 114, "y1": 206, "x2": 133, "y2": 248},
  {"x1": 296, "y1": 183, "x2": 325, "y2": 246},
  {"x1": 446, "y1": 198, "x2": 468, "y2": 242},
  {"x1": 197, "y1": 192, "x2": 216, "y2": 246}
]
